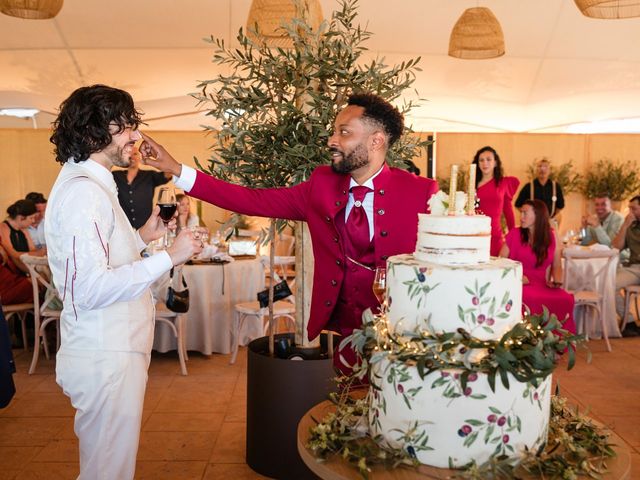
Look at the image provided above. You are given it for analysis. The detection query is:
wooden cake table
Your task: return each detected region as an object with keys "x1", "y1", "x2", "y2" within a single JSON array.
[{"x1": 297, "y1": 400, "x2": 631, "y2": 480}]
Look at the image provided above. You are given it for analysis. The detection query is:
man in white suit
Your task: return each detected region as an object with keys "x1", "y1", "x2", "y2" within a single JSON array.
[{"x1": 46, "y1": 84, "x2": 201, "y2": 479}]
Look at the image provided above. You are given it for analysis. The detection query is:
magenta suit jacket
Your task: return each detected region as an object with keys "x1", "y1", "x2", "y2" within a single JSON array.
[{"x1": 188, "y1": 164, "x2": 438, "y2": 340}]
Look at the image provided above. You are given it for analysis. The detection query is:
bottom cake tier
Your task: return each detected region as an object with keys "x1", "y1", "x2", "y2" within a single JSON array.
[{"x1": 368, "y1": 359, "x2": 551, "y2": 468}]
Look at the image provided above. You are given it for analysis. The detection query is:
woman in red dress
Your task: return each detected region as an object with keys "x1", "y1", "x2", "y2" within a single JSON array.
[
  {"x1": 473, "y1": 146, "x2": 520, "y2": 256},
  {"x1": 500, "y1": 200, "x2": 576, "y2": 333}
]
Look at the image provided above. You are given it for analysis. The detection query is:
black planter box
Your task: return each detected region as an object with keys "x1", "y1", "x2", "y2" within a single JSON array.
[{"x1": 246, "y1": 333, "x2": 336, "y2": 479}]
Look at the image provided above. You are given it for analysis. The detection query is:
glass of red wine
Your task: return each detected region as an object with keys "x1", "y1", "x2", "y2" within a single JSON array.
[
  {"x1": 372, "y1": 266, "x2": 387, "y2": 311},
  {"x1": 157, "y1": 187, "x2": 177, "y2": 247}
]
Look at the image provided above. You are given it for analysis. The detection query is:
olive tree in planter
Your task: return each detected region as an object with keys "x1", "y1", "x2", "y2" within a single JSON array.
[
  {"x1": 191, "y1": 1, "x2": 429, "y2": 477},
  {"x1": 193, "y1": 0, "x2": 429, "y2": 351},
  {"x1": 581, "y1": 158, "x2": 640, "y2": 208}
]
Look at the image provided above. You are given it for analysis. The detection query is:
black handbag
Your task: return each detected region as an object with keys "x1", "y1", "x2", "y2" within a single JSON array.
[
  {"x1": 166, "y1": 267, "x2": 189, "y2": 313},
  {"x1": 257, "y1": 280, "x2": 292, "y2": 308}
]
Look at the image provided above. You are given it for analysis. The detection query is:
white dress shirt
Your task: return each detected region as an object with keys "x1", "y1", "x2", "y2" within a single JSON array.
[
  {"x1": 46, "y1": 159, "x2": 172, "y2": 312},
  {"x1": 27, "y1": 221, "x2": 46, "y2": 248},
  {"x1": 174, "y1": 164, "x2": 384, "y2": 241}
]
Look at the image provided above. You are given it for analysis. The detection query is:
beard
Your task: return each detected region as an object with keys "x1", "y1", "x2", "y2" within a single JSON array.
[
  {"x1": 105, "y1": 142, "x2": 134, "y2": 168},
  {"x1": 330, "y1": 143, "x2": 369, "y2": 174}
]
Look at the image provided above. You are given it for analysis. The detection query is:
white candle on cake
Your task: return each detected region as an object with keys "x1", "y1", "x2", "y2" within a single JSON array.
[
  {"x1": 448, "y1": 164, "x2": 458, "y2": 215},
  {"x1": 467, "y1": 163, "x2": 476, "y2": 215}
]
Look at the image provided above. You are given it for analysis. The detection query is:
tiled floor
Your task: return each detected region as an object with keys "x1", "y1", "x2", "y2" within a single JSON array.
[{"x1": 1, "y1": 337, "x2": 639, "y2": 479}]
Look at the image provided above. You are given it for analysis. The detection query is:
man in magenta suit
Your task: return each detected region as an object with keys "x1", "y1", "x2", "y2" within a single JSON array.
[{"x1": 140, "y1": 93, "x2": 438, "y2": 368}]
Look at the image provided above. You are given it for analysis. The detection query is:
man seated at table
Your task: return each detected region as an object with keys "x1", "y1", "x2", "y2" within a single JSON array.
[
  {"x1": 25, "y1": 192, "x2": 47, "y2": 249},
  {"x1": 612, "y1": 195, "x2": 640, "y2": 336},
  {"x1": 581, "y1": 194, "x2": 624, "y2": 247}
]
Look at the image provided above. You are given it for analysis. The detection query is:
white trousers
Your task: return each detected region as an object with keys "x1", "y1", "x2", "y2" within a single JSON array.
[{"x1": 56, "y1": 349, "x2": 150, "y2": 480}]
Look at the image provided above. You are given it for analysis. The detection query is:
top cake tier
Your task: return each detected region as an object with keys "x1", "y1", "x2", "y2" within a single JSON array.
[{"x1": 415, "y1": 213, "x2": 491, "y2": 265}]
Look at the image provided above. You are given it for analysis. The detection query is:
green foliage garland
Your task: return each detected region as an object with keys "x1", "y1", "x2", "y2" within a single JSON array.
[
  {"x1": 345, "y1": 309, "x2": 585, "y2": 390},
  {"x1": 308, "y1": 392, "x2": 615, "y2": 479}
]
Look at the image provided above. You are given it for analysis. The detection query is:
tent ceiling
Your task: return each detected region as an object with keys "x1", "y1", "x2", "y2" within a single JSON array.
[{"x1": 1, "y1": 0, "x2": 639, "y2": 132}]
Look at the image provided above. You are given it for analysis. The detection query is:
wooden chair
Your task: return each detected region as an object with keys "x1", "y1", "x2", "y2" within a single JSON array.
[
  {"x1": 154, "y1": 303, "x2": 189, "y2": 376},
  {"x1": 2, "y1": 302, "x2": 33, "y2": 351},
  {"x1": 230, "y1": 257, "x2": 296, "y2": 364},
  {"x1": 562, "y1": 248, "x2": 618, "y2": 352},
  {"x1": 152, "y1": 265, "x2": 189, "y2": 375},
  {"x1": 622, "y1": 285, "x2": 640, "y2": 331},
  {"x1": 21, "y1": 254, "x2": 62, "y2": 374}
]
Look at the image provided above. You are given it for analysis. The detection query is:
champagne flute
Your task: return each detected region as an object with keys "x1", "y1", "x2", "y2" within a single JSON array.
[
  {"x1": 157, "y1": 187, "x2": 177, "y2": 247},
  {"x1": 372, "y1": 266, "x2": 387, "y2": 309}
]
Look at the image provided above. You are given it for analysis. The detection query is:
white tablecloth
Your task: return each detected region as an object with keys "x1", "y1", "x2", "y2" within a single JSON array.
[
  {"x1": 564, "y1": 246, "x2": 621, "y2": 339},
  {"x1": 152, "y1": 259, "x2": 265, "y2": 355}
]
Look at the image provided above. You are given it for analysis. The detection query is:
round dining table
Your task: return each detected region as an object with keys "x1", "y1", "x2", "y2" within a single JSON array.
[{"x1": 152, "y1": 257, "x2": 265, "y2": 355}]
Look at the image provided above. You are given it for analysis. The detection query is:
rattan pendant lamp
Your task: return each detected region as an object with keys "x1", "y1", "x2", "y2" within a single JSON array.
[
  {"x1": 574, "y1": 0, "x2": 640, "y2": 19},
  {"x1": 448, "y1": 6, "x2": 505, "y2": 59},
  {"x1": 246, "y1": 0, "x2": 323, "y2": 48},
  {"x1": 0, "y1": 0, "x2": 62, "y2": 19}
]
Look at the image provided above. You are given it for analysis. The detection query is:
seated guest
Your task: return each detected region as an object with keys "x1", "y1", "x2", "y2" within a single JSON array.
[
  {"x1": 0, "y1": 200, "x2": 46, "y2": 275},
  {"x1": 515, "y1": 157, "x2": 564, "y2": 227},
  {"x1": 176, "y1": 194, "x2": 201, "y2": 233},
  {"x1": 25, "y1": 192, "x2": 47, "y2": 249},
  {"x1": 113, "y1": 146, "x2": 171, "y2": 229},
  {"x1": 0, "y1": 243, "x2": 32, "y2": 305},
  {"x1": 581, "y1": 194, "x2": 623, "y2": 247},
  {"x1": 612, "y1": 195, "x2": 640, "y2": 336},
  {"x1": 500, "y1": 199, "x2": 576, "y2": 333}
]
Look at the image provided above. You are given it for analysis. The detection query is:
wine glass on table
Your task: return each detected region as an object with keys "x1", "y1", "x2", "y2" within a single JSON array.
[
  {"x1": 372, "y1": 266, "x2": 387, "y2": 312},
  {"x1": 577, "y1": 227, "x2": 587, "y2": 244},
  {"x1": 157, "y1": 187, "x2": 177, "y2": 247}
]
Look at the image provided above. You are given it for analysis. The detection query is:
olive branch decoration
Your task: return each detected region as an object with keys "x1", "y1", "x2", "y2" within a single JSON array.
[{"x1": 307, "y1": 310, "x2": 615, "y2": 479}]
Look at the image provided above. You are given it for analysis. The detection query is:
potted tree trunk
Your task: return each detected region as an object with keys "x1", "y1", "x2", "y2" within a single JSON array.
[{"x1": 193, "y1": 1, "x2": 429, "y2": 477}]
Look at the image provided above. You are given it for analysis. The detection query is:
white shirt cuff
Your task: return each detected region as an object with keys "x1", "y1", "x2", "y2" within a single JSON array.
[
  {"x1": 142, "y1": 250, "x2": 174, "y2": 280},
  {"x1": 135, "y1": 230, "x2": 147, "y2": 252},
  {"x1": 174, "y1": 165, "x2": 197, "y2": 192}
]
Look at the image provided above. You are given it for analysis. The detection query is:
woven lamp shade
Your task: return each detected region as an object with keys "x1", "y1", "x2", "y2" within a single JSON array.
[
  {"x1": 0, "y1": 0, "x2": 62, "y2": 19},
  {"x1": 574, "y1": 0, "x2": 640, "y2": 19},
  {"x1": 448, "y1": 7, "x2": 505, "y2": 60},
  {"x1": 246, "y1": 0, "x2": 323, "y2": 48}
]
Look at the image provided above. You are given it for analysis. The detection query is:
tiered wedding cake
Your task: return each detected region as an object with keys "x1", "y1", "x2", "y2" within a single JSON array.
[{"x1": 367, "y1": 192, "x2": 551, "y2": 468}]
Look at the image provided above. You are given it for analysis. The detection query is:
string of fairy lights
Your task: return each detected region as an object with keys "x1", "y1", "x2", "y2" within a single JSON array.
[{"x1": 347, "y1": 307, "x2": 583, "y2": 387}]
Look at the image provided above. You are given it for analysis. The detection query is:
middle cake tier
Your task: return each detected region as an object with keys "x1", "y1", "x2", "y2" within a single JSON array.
[{"x1": 387, "y1": 254, "x2": 523, "y2": 340}]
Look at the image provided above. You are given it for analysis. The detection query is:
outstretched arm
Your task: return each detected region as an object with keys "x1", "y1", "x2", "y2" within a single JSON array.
[{"x1": 139, "y1": 132, "x2": 309, "y2": 222}]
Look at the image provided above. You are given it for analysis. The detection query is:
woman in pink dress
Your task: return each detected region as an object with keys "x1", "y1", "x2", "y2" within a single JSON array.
[
  {"x1": 473, "y1": 146, "x2": 520, "y2": 256},
  {"x1": 500, "y1": 199, "x2": 576, "y2": 333}
]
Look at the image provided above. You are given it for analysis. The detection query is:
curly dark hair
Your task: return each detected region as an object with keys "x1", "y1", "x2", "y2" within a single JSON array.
[
  {"x1": 519, "y1": 199, "x2": 551, "y2": 268},
  {"x1": 25, "y1": 192, "x2": 47, "y2": 204},
  {"x1": 7, "y1": 200, "x2": 36, "y2": 219},
  {"x1": 472, "y1": 146, "x2": 504, "y2": 187},
  {"x1": 50, "y1": 84, "x2": 142, "y2": 165},
  {"x1": 347, "y1": 93, "x2": 404, "y2": 147}
]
